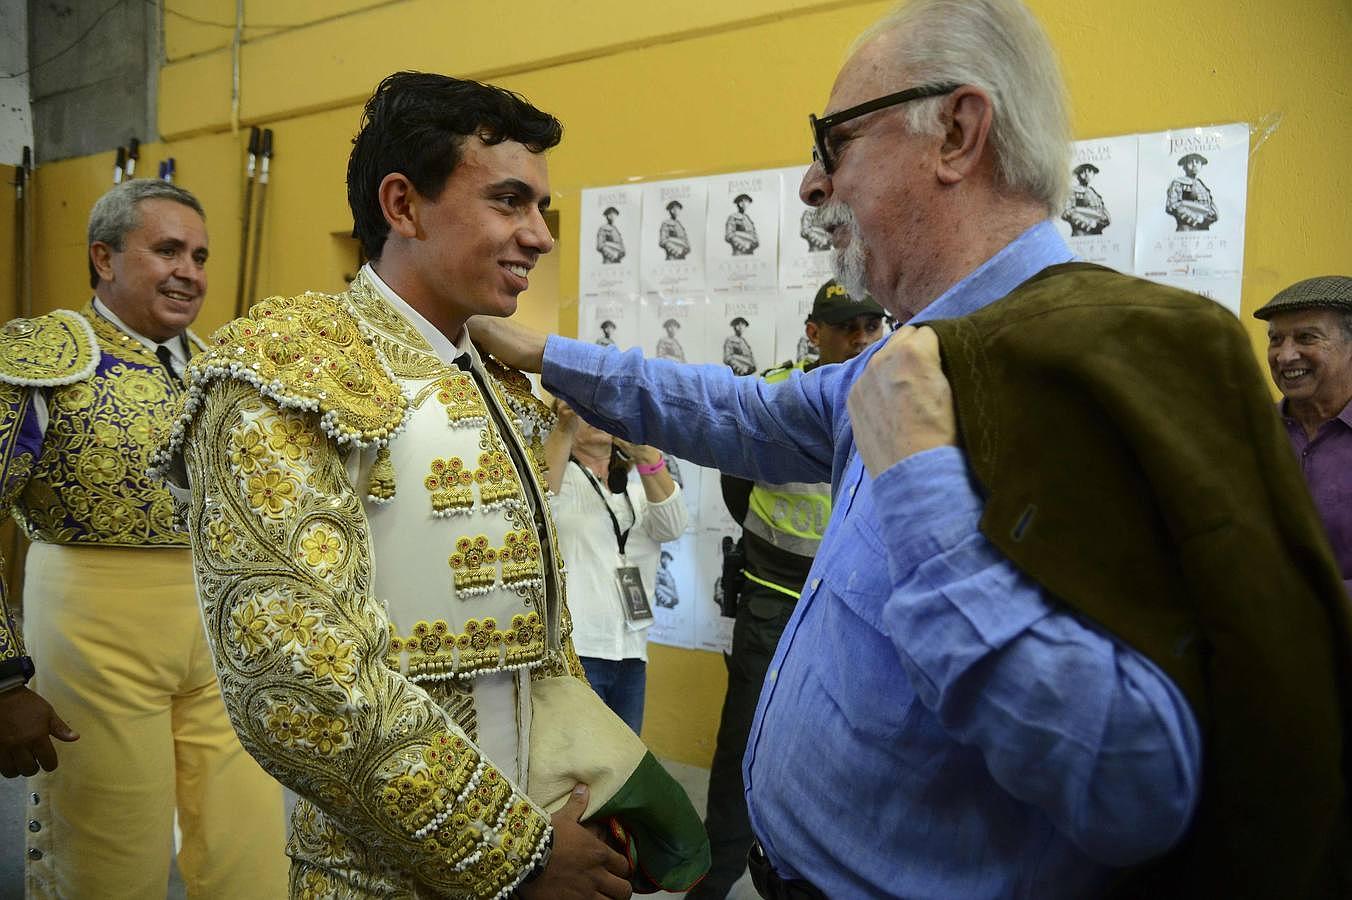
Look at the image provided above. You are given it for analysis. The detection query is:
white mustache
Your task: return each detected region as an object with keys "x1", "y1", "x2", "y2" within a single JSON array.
[{"x1": 815, "y1": 202, "x2": 855, "y2": 231}]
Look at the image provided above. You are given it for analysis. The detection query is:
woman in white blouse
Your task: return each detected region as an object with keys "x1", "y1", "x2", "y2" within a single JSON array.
[{"x1": 546, "y1": 401, "x2": 687, "y2": 733}]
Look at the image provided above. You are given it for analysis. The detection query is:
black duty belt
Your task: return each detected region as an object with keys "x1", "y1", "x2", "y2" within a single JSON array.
[{"x1": 748, "y1": 839, "x2": 827, "y2": 900}]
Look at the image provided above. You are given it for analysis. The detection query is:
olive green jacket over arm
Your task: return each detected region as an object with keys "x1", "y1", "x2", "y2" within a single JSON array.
[{"x1": 928, "y1": 263, "x2": 1352, "y2": 897}]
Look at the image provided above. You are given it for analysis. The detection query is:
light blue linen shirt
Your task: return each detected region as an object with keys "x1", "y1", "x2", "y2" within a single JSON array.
[{"x1": 542, "y1": 221, "x2": 1202, "y2": 898}]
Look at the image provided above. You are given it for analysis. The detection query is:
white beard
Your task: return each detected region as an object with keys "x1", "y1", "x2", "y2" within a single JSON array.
[{"x1": 817, "y1": 201, "x2": 870, "y2": 301}]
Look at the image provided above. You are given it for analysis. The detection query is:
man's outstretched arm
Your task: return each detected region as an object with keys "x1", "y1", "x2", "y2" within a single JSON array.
[{"x1": 470, "y1": 317, "x2": 839, "y2": 487}]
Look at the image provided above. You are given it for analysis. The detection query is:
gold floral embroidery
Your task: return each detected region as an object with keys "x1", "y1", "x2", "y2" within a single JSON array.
[
  {"x1": 293, "y1": 866, "x2": 334, "y2": 900},
  {"x1": 434, "y1": 372, "x2": 488, "y2": 427},
  {"x1": 174, "y1": 308, "x2": 555, "y2": 895},
  {"x1": 62, "y1": 381, "x2": 95, "y2": 409},
  {"x1": 473, "y1": 447, "x2": 520, "y2": 508},
  {"x1": 267, "y1": 414, "x2": 317, "y2": 463},
  {"x1": 245, "y1": 469, "x2": 299, "y2": 518},
  {"x1": 116, "y1": 369, "x2": 169, "y2": 404},
  {"x1": 266, "y1": 705, "x2": 309, "y2": 749},
  {"x1": 0, "y1": 309, "x2": 97, "y2": 384},
  {"x1": 78, "y1": 447, "x2": 125, "y2": 485},
  {"x1": 505, "y1": 614, "x2": 544, "y2": 669},
  {"x1": 457, "y1": 617, "x2": 506, "y2": 673},
  {"x1": 297, "y1": 522, "x2": 345, "y2": 573},
  {"x1": 425, "y1": 456, "x2": 475, "y2": 516},
  {"x1": 379, "y1": 733, "x2": 481, "y2": 836},
  {"x1": 272, "y1": 601, "x2": 320, "y2": 650},
  {"x1": 231, "y1": 597, "x2": 271, "y2": 656},
  {"x1": 448, "y1": 535, "x2": 499, "y2": 596},
  {"x1": 499, "y1": 529, "x2": 543, "y2": 589},
  {"x1": 229, "y1": 426, "x2": 270, "y2": 475},
  {"x1": 387, "y1": 613, "x2": 547, "y2": 680},
  {"x1": 205, "y1": 516, "x2": 236, "y2": 557},
  {"x1": 178, "y1": 291, "x2": 408, "y2": 449},
  {"x1": 14, "y1": 309, "x2": 196, "y2": 546},
  {"x1": 307, "y1": 714, "x2": 351, "y2": 756},
  {"x1": 345, "y1": 274, "x2": 446, "y2": 382},
  {"x1": 304, "y1": 634, "x2": 358, "y2": 687},
  {"x1": 0, "y1": 383, "x2": 36, "y2": 664}
]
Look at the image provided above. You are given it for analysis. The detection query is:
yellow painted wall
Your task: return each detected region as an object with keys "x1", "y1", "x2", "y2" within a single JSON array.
[{"x1": 6, "y1": 0, "x2": 1350, "y2": 766}]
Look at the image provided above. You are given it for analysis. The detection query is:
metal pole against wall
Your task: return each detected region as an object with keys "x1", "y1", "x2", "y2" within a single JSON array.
[
  {"x1": 18, "y1": 146, "x2": 32, "y2": 318},
  {"x1": 234, "y1": 126, "x2": 261, "y2": 318},
  {"x1": 244, "y1": 129, "x2": 272, "y2": 307}
]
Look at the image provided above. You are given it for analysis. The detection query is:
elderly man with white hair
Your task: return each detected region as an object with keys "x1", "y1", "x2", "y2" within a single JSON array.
[{"x1": 472, "y1": 1, "x2": 1352, "y2": 896}]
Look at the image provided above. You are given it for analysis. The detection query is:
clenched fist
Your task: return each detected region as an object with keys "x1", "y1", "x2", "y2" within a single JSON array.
[{"x1": 846, "y1": 326, "x2": 957, "y2": 477}]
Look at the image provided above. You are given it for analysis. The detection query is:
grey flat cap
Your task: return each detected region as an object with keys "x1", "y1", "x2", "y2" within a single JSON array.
[{"x1": 1253, "y1": 275, "x2": 1352, "y2": 320}]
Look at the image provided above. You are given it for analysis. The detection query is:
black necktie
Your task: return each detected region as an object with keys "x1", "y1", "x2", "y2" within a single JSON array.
[
  {"x1": 452, "y1": 352, "x2": 472, "y2": 372},
  {"x1": 155, "y1": 345, "x2": 184, "y2": 388}
]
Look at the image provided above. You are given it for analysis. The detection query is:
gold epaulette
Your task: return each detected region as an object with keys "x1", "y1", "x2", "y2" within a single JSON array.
[
  {"x1": 0, "y1": 309, "x2": 99, "y2": 387},
  {"x1": 151, "y1": 292, "x2": 409, "y2": 477},
  {"x1": 481, "y1": 355, "x2": 553, "y2": 429}
]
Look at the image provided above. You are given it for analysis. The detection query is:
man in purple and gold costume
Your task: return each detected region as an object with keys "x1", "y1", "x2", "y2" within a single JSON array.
[{"x1": 0, "y1": 179, "x2": 286, "y2": 899}]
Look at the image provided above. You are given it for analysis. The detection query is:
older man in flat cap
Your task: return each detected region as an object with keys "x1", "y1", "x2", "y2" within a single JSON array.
[{"x1": 1256, "y1": 275, "x2": 1352, "y2": 592}]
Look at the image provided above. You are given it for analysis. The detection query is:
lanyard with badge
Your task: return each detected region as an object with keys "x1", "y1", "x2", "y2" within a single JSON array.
[{"x1": 571, "y1": 458, "x2": 654, "y2": 629}]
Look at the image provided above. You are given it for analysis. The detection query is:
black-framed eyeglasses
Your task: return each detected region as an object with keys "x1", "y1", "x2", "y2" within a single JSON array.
[{"x1": 809, "y1": 82, "x2": 961, "y2": 174}]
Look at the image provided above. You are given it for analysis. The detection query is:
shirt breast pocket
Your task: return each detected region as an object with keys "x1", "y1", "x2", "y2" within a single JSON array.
[{"x1": 810, "y1": 509, "x2": 919, "y2": 748}]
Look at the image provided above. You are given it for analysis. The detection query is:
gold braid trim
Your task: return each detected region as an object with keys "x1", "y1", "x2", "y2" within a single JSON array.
[
  {"x1": 182, "y1": 378, "x2": 548, "y2": 898},
  {"x1": 150, "y1": 292, "x2": 410, "y2": 482},
  {"x1": 0, "y1": 310, "x2": 98, "y2": 387}
]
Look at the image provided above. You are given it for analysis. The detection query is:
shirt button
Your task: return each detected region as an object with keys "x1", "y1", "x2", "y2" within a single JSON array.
[
  {"x1": 28, "y1": 820, "x2": 40, "y2": 833},
  {"x1": 768, "y1": 669, "x2": 778, "y2": 682},
  {"x1": 849, "y1": 485, "x2": 857, "y2": 497},
  {"x1": 811, "y1": 578, "x2": 821, "y2": 591},
  {"x1": 30, "y1": 793, "x2": 39, "y2": 805},
  {"x1": 27, "y1": 849, "x2": 42, "y2": 861}
]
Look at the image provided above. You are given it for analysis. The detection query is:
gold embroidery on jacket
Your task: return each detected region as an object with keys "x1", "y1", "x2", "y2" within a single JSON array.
[
  {"x1": 387, "y1": 613, "x2": 547, "y2": 683},
  {"x1": 425, "y1": 457, "x2": 475, "y2": 516},
  {"x1": 448, "y1": 535, "x2": 500, "y2": 596},
  {"x1": 0, "y1": 309, "x2": 98, "y2": 385},
  {"x1": 0, "y1": 381, "x2": 35, "y2": 664},
  {"x1": 179, "y1": 380, "x2": 549, "y2": 898},
  {"x1": 436, "y1": 372, "x2": 489, "y2": 427},
  {"x1": 16, "y1": 327, "x2": 189, "y2": 546}
]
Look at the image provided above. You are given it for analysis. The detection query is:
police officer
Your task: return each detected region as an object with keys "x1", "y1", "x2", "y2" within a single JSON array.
[{"x1": 689, "y1": 279, "x2": 885, "y2": 899}]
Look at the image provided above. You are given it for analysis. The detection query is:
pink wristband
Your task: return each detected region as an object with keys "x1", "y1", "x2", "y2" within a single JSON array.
[{"x1": 636, "y1": 458, "x2": 667, "y2": 476}]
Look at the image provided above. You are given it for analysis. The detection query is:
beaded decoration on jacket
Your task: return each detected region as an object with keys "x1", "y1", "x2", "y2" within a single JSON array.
[
  {"x1": 158, "y1": 272, "x2": 562, "y2": 898},
  {"x1": 341, "y1": 274, "x2": 563, "y2": 686}
]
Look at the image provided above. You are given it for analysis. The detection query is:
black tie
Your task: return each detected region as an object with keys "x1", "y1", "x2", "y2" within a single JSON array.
[
  {"x1": 452, "y1": 352, "x2": 472, "y2": 372},
  {"x1": 155, "y1": 345, "x2": 184, "y2": 388}
]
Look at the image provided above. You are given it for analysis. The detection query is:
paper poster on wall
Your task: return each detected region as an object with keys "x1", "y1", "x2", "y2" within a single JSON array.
[
  {"x1": 1055, "y1": 135, "x2": 1137, "y2": 272},
  {"x1": 1134, "y1": 123, "x2": 1249, "y2": 313},
  {"x1": 705, "y1": 171, "x2": 781, "y2": 293},
  {"x1": 775, "y1": 287, "x2": 818, "y2": 368},
  {"x1": 703, "y1": 295, "x2": 777, "y2": 376},
  {"x1": 659, "y1": 454, "x2": 701, "y2": 532},
  {"x1": 577, "y1": 296, "x2": 641, "y2": 352},
  {"x1": 579, "y1": 185, "x2": 642, "y2": 297},
  {"x1": 647, "y1": 533, "x2": 698, "y2": 650},
  {"x1": 697, "y1": 463, "x2": 740, "y2": 534},
  {"x1": 693, "y1": 527, "x2": 739, "y2": 653},
  {"x1": 640, "y1": 178, "x2": 708, "y2": 296},
  {"x1": 639, "y1": 296, "x2": 705, "y2": 364},
  {"x1": 777, "y1": 165, "x2": 835, "y2": 292}
]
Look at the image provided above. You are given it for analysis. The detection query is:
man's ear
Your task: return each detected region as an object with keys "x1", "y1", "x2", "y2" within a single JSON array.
[
  {"x1": 804, "y1": 321, "x2": 821, "y2": 346},
  {"x1": 936, "y1": 86, "x2": 996, "y2": 186},
  {"x1": 90, "y1": 242, "x2": 116, "y2": 284},
  {"x1": 378, "y1": 172, "x2": 422, "y2": 241}
]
